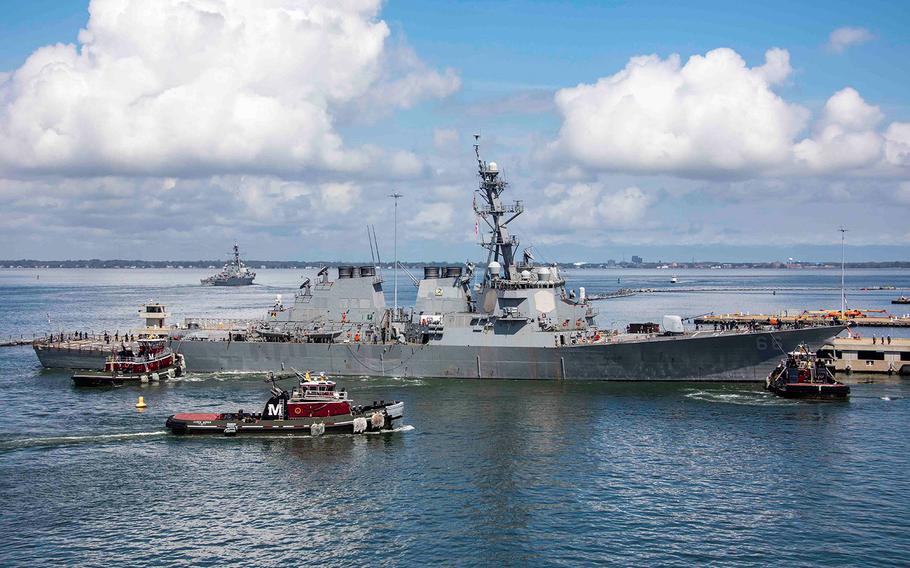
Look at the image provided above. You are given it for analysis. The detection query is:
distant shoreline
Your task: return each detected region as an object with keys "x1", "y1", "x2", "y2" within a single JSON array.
[{"x1": 2, "y1": 260, "x2": 909, "y2": 270}]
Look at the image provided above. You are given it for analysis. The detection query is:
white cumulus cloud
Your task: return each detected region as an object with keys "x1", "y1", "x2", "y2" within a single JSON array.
[
  {"x1": 550, "y1": 48, "x2": 808, "y2": 178},
  {"x1": 550, "y1": 47, "x2": 909, "y2": 179},
  {"x1": 793, "y1": 87, "x2": 884, "y2": 171},
  {"x1": 409, "y1": 202, "x2": 455, "y2": 227},
  {"x1": 320, "y1": 182, "x2": 361, "y2": 213},
  {"x1": 827, "y1": 27, "x2": 875, "y2": 54},
  {"x1": 433, "y1": 128, "x2": 459, "y2": 149},
  {"x1": 884, "y1": 123, "x2": 910, "y2": 167},
  {"x1": 0, "y1": 0, "x2": 458, "y2": 178},
  {"x1": 535, "y1": 183, "x2": 652, "y2": 228}
]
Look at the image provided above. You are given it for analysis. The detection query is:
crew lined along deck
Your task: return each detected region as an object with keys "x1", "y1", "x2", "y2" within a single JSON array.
[{"x1": 695, "y1": 312, "x2": 910, "y2": 328}]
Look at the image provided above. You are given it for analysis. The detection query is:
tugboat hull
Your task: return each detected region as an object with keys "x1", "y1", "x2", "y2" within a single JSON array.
[
  {"x1": 166, "y1": 402, "x2": 404, "y2": 436},
  {"x1": 73, "y1": 373, "x2": 133, "y2": 387},
  {"x1": 766, "y1": 383, "x2": 850, "y2": 400},
  {"x1": 72, "y1": 366, "x2": 181, "y2": 387}
]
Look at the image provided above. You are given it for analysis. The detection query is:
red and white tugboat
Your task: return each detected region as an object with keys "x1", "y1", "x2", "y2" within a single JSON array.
[
  {"x1": 71, "y1": 338, "x2": 186, "y2": 387},
  {"x1": 765, "y1": 344, "x2": 849, "y2": 400},
  {"x1": 165, "y1": 371, "x2": 404, "y2": 436}
]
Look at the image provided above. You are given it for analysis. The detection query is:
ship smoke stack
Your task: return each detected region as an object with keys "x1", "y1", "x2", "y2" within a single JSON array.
[
  {"x1": 338, "y1": 266, "x2": 354, "y2": 279},
  {"x1": 424, "y1": 266, "x2": 440, "y2": 279},
  {"x1": 444, "y1": 266, "x2": 462, "y2": 278}
]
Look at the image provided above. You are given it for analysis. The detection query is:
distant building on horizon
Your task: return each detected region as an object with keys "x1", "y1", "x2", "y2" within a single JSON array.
[{"x1": 631, "y1": 255, "x2": 643, "y2": 264}]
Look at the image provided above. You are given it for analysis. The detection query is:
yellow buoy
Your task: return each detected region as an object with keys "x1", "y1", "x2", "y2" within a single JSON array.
[{"x1": 136, "y1": 396, "x2": 147, "y2": 409}]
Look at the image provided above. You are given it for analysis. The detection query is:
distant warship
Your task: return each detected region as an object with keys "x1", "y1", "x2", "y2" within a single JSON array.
[
  {"x1": 35, "y1": 139, "x2": 843, "y2": 379},
  {"x1": 201, "y1": 243, "x2": 255, "y2": 286}
]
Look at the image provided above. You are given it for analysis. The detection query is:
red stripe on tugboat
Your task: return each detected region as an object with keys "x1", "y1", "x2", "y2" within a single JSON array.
[{"x1": 173, "y1": 413, "x2": 221, "y2": 422}]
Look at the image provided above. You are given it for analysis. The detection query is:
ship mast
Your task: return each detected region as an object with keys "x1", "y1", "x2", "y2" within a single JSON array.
[
  {"x1": 389, "y1": 192, "x2": 403, "y2": 316},
  {"x1": 233, "y1": 242, "x2": 241, "y2": 268},
  {"x1": 839, "y1": 226, "x2": 847, "y2": 319},
  {"x1": 473, "y1": 135, "x2": 524, "y2": 284}
]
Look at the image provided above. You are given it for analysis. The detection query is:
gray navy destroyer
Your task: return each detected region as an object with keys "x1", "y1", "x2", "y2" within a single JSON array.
[
  {"x1": 201, "y1": 243, "x2": 256, "y2": 286},
  {"x1": 35, "y1": 140, "x2": 843, "y2": 380}
]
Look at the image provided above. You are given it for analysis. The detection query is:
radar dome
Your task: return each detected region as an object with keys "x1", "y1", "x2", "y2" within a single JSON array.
[
  {"x1": 520, "y1": 270, "x2": 531, "y2": 280},
  {"x1": 488, "y1": 161, "x2": 498, "y2": 172}
]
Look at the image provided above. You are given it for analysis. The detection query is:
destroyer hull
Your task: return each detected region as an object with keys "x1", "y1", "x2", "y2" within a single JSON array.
[
  {"x1": 35, "y1": 326, "x2": 842, "y2": 380},
  {"x1": 173, "y1": 326, "x2": 842, "y2": 381},
  {"x1": 34, "y1": 345, "x2": 111, "y2": 370}
]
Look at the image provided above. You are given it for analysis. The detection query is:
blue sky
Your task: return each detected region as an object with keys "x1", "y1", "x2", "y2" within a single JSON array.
[
  {"x1": 0, "y1": 0, "x2": 908, "y2": 262},
  {"x1": 387, "y1": 0, "x2": 908, "y2": 104}
]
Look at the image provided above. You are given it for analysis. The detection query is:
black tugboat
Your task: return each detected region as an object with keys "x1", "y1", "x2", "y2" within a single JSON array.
[
  {"x1": 765, "y1": 344, "x2": 850, "y2": 400},
  {"x1": 72, "y1": 338, "x2": 186, "y2": 387},
  {"x1": 165, "y1": 370, "x2": 404, "y2": 436}
]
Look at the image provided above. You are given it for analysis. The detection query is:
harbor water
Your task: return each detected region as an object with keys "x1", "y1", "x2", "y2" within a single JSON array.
[{"x1": 1, "y1": 268, "x2": 909, "y2": 566}]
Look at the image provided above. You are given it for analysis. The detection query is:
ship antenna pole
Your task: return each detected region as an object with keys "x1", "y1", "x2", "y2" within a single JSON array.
[
  {"x1": 839, "y1": 226, "x2": 847, "y2": 320},
  {"x1": 389, "y1": 192, "x2": 403, "y2": 318},
  {"x1": 372, "y1": 225, "x2": 382, "y2": 265},
  {"x1": 367, "y1": 226, "x2": 376, "y2": 264}
]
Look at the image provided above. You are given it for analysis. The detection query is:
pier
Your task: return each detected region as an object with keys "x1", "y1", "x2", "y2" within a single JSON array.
[
  {"x1": 695, "y1": 312, "x2": 910, "y2": 328},
  {"x1": 819, "y1": 337, "x2": 910, "y2": 375},
  {"x1": 0, "y1": 337, "x2": 34, "y2": 347}
]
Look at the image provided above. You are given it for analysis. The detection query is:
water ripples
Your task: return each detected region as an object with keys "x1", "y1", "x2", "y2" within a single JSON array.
[{"x1": 3, "y1": 269, "x2": 910, "y2": 565}]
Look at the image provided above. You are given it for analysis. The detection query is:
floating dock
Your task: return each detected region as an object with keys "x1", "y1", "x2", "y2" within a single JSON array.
[{"x1": 818, "y1": 337, "x2": 910, "y2": 375}]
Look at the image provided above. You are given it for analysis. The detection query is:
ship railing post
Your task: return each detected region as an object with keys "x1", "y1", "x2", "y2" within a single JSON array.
[
  {"x1": 476, "y1": 355, "x2": 482, "y2": 379},
  {"x1": 560, "y1": 356, "x2": 566, "y2": 380}
]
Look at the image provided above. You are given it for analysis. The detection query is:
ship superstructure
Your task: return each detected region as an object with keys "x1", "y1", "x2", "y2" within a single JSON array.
[
  {"x1": 405, "y1": 143, "x2": 597, "y2": 348},
  {"x1": 259, "y1": 265, "x2": 388, "y2": 343}
]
